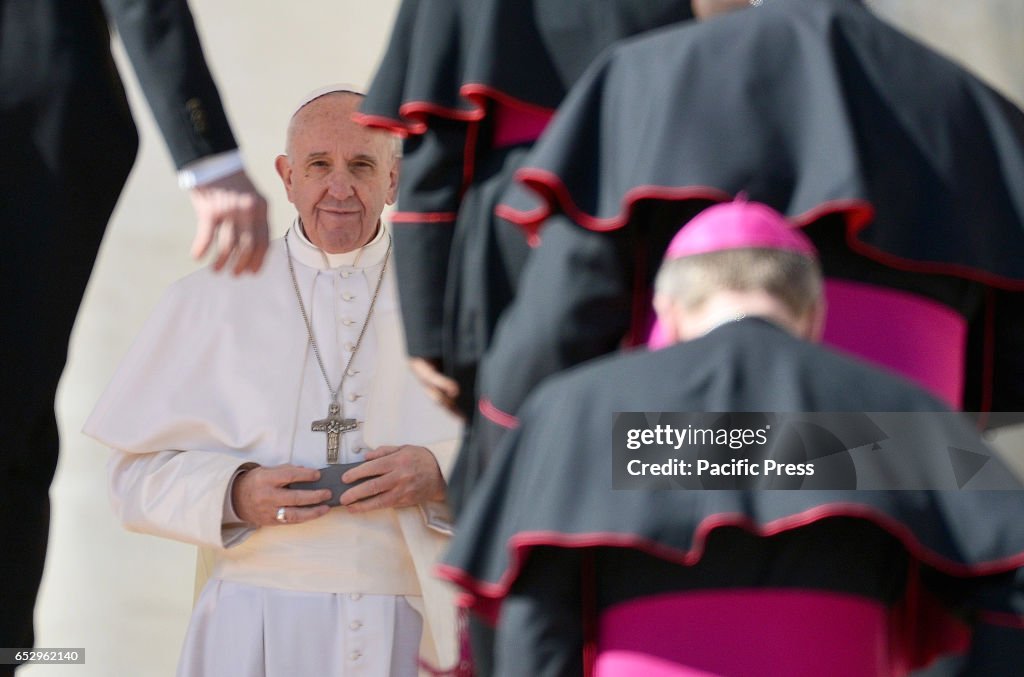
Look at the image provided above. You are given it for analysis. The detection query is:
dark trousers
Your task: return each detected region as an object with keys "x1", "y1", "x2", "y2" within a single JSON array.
[{"x1": 0, "y1": 99, "x2": 135, "y2": 672}]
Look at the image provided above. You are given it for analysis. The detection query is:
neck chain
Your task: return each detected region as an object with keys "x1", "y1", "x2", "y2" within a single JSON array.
[{"x1": 284, "y1": 227, "x2": 392, "y2": 463}]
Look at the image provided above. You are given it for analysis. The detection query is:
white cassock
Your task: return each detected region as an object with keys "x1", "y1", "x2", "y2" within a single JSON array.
[{"x1": 84, "y1": 223, "x2": 463, "y2": 676}]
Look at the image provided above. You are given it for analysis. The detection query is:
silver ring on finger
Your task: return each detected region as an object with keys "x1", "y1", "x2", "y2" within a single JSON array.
[{"x1": 276, "y1": 506, "x2": 288, "y2": 524}]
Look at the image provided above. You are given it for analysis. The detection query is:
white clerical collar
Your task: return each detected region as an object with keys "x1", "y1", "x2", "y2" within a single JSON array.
[{"x1": 288, "y1": 218, "x2": 390, "y2": 270}]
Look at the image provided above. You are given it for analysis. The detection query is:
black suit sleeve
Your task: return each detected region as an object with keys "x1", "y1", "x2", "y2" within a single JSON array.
[{"x1": 101, "y1": 0, "x2": 238, "y2": 168}]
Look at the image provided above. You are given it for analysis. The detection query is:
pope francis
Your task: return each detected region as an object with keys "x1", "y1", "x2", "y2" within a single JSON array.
[{"x1": 85, "y1": 87, "x2": 462, "y2": 676}]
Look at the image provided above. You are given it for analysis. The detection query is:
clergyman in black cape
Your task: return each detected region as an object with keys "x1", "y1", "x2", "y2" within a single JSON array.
[
  {"x1": 463, "y1": 0, "x2": 1024, "y2": 515},
  {"x1": 356, "y1": 0, "x2": 696, "y2": 415},
  {"x1": 440, "y1": 200, "x2": 1024, "y2": 676}
]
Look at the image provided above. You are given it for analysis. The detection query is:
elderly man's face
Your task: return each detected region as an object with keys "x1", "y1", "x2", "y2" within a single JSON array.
[{"x1": 275, "y1": 93, "x2": 398, "y2": 253}]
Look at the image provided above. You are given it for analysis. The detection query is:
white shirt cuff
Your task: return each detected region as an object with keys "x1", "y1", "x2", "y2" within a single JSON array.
[{"x1": 177, "y1": 149, "x2": 245, "y2": 189}]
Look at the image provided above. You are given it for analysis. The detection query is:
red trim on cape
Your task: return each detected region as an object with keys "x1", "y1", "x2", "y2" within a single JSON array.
[
  {"x1": 839, "y1": 225, "x2": 1024, "y2": 291},
  {"x1": 459, "y1": 83, "x2": 557, "y2": 123},
  {"x1": 502, "y1": 167, "x2": 734, "y2": 236},
  {"x1": 354, "y1": 103, "x2": 471, "y2": 137},
  {"x1": 357, "y1": 101, "x2": 476, "y2": 138},
  {"x1": 390, "y1": 211, "x2": 458, "y2": 224},
  {"x1": 497, "y1": 167, "x2": 1024, "y2": 290},
  {"x1": 355, "y1": 84, "x2": 555, "y2": 139},
  {"x1": 398, "y1": 100, "x2": 480, "y2": 126},
  {"x1": 478, "y1": 398, "x2": 519, "y2": 429},
  {"x1": 436, "y1": 502, "x2": 1024, "y2": 625},
  {"x1": 351, "y1": 112, "x2": 413, "y2": 138},
  {"x1": 495, "y1": 200, "x2": 549, "y2": 247}
]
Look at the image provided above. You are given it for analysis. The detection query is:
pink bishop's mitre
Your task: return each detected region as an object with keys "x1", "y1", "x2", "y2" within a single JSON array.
[{"x1": 663, "y1": 197, "x2": 817, "y2": 261}]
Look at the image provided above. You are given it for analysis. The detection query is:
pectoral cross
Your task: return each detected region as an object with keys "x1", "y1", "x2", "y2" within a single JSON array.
[{"x1": 312, "y1": 402, "x2": 358, "y2": 464}]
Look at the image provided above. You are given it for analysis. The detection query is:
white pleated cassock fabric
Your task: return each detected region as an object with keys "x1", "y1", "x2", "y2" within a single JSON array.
[
  {"x1": 85, "y1": 222, "x2": 462, "y2": 676},
  {"x1": 182, "y1": 582, "x2": 422, "y2": 677}
]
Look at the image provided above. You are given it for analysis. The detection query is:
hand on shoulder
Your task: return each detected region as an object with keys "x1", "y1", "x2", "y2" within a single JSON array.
[{"x1": 189, "y1": 169, "x2": 270, "y2": 275}]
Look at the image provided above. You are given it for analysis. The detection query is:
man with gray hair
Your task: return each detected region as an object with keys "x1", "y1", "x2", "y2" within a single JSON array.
[
  {"x1": 440, "y1": 199, "x2": 1024, "y2": 676},
  {"x1": 650, "y1": 203, "x2": 824, "y2": 346},
  {"x1": 86, "y1": 88, "x2": 461, "y2": 676}
]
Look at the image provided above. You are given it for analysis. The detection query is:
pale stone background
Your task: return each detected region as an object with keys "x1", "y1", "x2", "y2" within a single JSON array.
[{"x1": 24, "y1": 2, "x2": 1023, "y2": 675}]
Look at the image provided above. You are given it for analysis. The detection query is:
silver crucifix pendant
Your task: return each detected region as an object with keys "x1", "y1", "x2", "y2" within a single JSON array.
[{"x1": 311, "y1": 402, "x2": 358, "y2": 464}]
